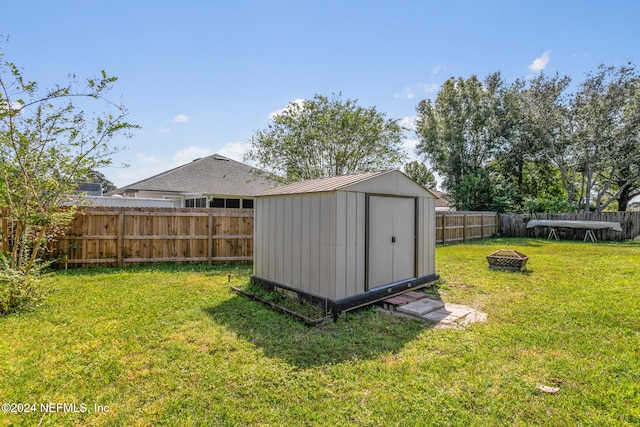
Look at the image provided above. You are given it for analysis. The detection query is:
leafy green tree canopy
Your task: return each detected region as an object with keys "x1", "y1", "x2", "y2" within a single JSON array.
[
  {"x1": 88, "y1": 170, "x2": 117, "y2": 193},
  {"x1": 415, "y1": 73, "x2": 507, "y2": 211},
  {"x1": 403, "y1": 161, "x2": 437, "y2": 190},
  {"x1": 415, "y1": 64, "x2": 640, "y2": 213},
  {"x1": 245, "y1": 93, "x2": 407, "y2": 184}
]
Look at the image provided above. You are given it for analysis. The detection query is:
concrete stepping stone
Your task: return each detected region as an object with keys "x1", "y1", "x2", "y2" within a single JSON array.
[
  {"x1": 442, "y1": 303, "x2": 474, "y2": 318},
  {"x1": 397, "y1": 298, "x2": 445, "y2": 316},
  {"x1": 421, "y1": 308, "x2": 459, "y2": 324}
]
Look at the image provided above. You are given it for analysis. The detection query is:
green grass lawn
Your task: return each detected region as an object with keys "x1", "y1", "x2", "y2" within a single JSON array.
[{"x1": 1, "y1": 238, "x2": 639, "y2": 426}]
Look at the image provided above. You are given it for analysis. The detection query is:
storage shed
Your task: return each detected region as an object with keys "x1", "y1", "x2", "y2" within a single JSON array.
[{"x1": 252, "y1": 170, "x2": 439, "y2": 316}]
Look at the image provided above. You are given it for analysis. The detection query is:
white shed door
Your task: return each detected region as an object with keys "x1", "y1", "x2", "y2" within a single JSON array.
[{"x1": 368, "y1": 196, "x2": 416, "y2": 289}]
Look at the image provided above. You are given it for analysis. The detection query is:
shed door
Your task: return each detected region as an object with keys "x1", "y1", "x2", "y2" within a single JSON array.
[{"x1": 368, "y1": 196, "x2": 416, "y2": 290}]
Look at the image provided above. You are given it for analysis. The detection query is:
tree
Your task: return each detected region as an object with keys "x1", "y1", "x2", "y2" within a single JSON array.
[
  {"x1": 88, "y1": 169, "x2": 117, "y2": 193},
  {"x1": 0, "y1": 47, "x2": 137, "y2": 294},
  {"x1": 565, "y1": 63, "x2": 640, "y2": 211},
  {"x1": 492, "y1": 73, "x2": 572, "y2": 208},
  {"x1": 403, "y1": 161, "x2": 437, "y2": 190},
  {"x1": 415, "y1": 73, "x2": 508, "y2": 211},
  {"x1": 245, "y1": 93, "x2": 407, "y2": 184}
]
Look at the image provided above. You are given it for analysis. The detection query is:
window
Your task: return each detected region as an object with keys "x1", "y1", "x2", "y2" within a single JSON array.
[
  {"x1": 163, "y1": 196, "x2": 183, "y2": 207},
  {"x1": 209, "y1": 198, "x2": 225, "y2": 208},
  {"x1": 184, "y1": 197, "x2": 255, "y2": 209},
  {"x1": 185, "y1": 197, "x2": 206, "y2": 208},
  {"x1": 226, "y1": 199, "x2": 240, "y2": 208}
]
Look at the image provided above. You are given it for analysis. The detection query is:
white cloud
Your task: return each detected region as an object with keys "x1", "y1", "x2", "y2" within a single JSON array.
[
  {"x1": 395, "y1": 87, "x2": 416, "y2": 99},
  {"x1": 528, "y1": 51, "x2": 551, "y2": 72},
  {"x1": 269, "y1": 99, "x2": 305, "y2": 120},
  {"x1": 431, "y1": 64, "x2": 446, "y2": 77},
  {"x1": 135, "y1": 152, "x2": 161, "y2": 164},
  {"x1": 218, "y1": 141, "x2": 250, "y2": 162},
  {"x1": 107, "y1": 152, "x2": 165, "y2": 187},
  {"x1": 171, "y1": 114, "x2": 190, "y2": 123},
  {"x1": 395, "y1": 83, "x2": 439, "y2": 100},
  {"x1": 571, "y1": 52, "x2": 590, "y2": 58},
  {"x1": 157, "y1": 126, "x2": 171, "y2": 134},
  {"x1": 422, "y1": 83, "x2": 439, "y2": 93},
  {"x1": 172, "y1": 146, "x2": 214, "y2": 166}
]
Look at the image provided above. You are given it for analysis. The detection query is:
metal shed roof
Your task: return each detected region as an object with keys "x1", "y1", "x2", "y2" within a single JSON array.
[
  {"x1": 258, "y1": 171, "x2": 391, "y2": 195},
  {"x1": 258, "y1": 170, "x2": 436, "y2": 198}
]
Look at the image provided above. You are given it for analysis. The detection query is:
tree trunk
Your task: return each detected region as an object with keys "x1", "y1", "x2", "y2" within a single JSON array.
[{"x1": 617, "y1": 184, "x2": 631, "y2": 212}]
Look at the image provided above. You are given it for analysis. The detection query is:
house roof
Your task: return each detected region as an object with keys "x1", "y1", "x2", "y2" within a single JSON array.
[
  {"x1": 258, "y1": 170, "x2": 436, "y2": 198},
  {"x1": 108, "y1": 154, "x2": 276, "y2": 197},
  {"x1": 430, "y1": 189, "x2": 452, "y2": 209}
]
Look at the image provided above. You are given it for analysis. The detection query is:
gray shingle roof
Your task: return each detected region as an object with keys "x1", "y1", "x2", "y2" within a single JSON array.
[
  {"x1": 430, "y1": 190, "x2": 451, "y2": 208},
  {"x1": 109, "y1": 154, "x2": 276, "y2": 197}
]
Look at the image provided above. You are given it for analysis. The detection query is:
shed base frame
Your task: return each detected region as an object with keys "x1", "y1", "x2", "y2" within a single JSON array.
[{"x1": 250, "y1": 274, "x2": 440, "y2": 322}]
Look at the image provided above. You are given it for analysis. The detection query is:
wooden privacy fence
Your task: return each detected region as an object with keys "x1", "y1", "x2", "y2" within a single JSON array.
[
  {"x1": 499, "y1": 211, "x2": 640, "y2": 241},
  {"x1": 48, "y1": 207, "x2": 254, "y2": 266},
  {"x1": 3, "y1": 208, "x2": 500, "y2": 267},
  {"x1": 435, "y1": 211, "x2": 498, "y2": 244}
]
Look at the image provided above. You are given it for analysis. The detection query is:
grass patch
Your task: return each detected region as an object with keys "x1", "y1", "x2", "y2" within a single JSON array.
[
  {"x1": 1, "y1": 240, "x2": 639, "y2": 426},
  {"x1": 232, "y1": 281, "x2": 330, "y2": 323}
]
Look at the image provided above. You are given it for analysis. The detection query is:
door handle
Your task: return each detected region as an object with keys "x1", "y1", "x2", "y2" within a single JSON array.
[{"x1": 391, "y1": 236, "x2": 396, "y2": 243}]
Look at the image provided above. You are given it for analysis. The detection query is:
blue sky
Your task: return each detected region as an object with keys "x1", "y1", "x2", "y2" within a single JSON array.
[{"x1": 3, "y1": 0, "x2": 639, "y2": 188}]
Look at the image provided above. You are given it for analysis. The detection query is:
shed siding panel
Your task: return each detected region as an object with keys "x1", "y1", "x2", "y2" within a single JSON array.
[
  {"x1": 291, "y1": 196, "x2": 303, "y2": 290},
  {"x1": 282, "y1": 196, "x2": 293, "y2": 287},
  {"x1": 335, "y1": 191, "x2": 348, "y2": 299},
  {"x1": 344, "y1": 192, "x2": 366, "y2": 297},
  {"x1": 318, "y1": 193, "x2": 336, "y2": 299},
  {"x1": 426, "y1": 197, "x2": 436, "y2": 274},
  {"x1": 355, "y1": 193, "x2": 366, "y2": 295},
  {"x1": 264, "y1": 199, "x2": 272, "y2": 277},
  {"x1": 253, "y1": 197, "x2": 262, "y2": 277},
  {"x1": 258, "y1": 197, "x2": 273, "y2": 280},
  {"x1": 300, "y1": 195, "x2": 312, "y2": 294},
  {"x1": 274, "y1": 196, "x2": 285, "y2": 284},
  {"x1": 308, "y1": 195, "x2": 321, "y2": 296},
  {"x1": 417, "y1": 197, "x2": 426, "y2": 276},
  {"x1": 260, "y1": 198, "x2": 269, "y2": 277}
]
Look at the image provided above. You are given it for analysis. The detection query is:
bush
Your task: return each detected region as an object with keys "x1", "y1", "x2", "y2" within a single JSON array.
[
  {"x1": 0, "y1": 255, "x2": 48, "y2": 316},
  {"x1": 523, "y1": 196, "x2": 579, "y2": 213}
]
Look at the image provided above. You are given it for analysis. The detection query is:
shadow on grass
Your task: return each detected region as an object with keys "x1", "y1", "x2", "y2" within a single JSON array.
[{"x1": 204, "y1": 294, "x2": 428, "y2": 368}]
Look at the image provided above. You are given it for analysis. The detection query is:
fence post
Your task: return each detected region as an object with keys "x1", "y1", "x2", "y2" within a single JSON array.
[
  {"x1": 444, "y1": 213, "x2": 448, "y2": 244},
  {"x1": 117, "y1": 210, "x2": 125, "y2": 267},
  {"x1": 463, "y1": 213, "x2": 467, "y2": 242},
  {"x1": 208, "y1": 212, "x2": 213, "y2": 265}
]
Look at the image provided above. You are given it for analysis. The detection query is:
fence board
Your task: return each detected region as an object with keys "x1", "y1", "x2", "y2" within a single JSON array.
[
  {"x1": 5, "y1": 207, "x2": 502, "y2": 267},
  {"x1": 435, "y1": 211, "x2": 498, "y2": 244},
  {"x1": 49, "y1": 207, "x2": 254, "y2": 267},
  {"x1": 498, "y1": 211, "x2": 640, "y2": 241}
]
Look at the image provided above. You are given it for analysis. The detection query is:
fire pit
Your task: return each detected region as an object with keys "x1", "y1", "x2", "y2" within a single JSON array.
[{"x1": 486, "y1": 249, "x2": 529, "y2": 272}]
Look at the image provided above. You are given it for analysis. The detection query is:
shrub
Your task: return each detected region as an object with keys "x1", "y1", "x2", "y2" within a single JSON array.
[{"x1": 0, "y1": 255, "x2": 48, "y2": 316}]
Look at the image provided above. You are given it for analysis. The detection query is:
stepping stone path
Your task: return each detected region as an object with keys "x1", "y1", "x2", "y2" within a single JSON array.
[{"x1": 381, "y1": 292, "x2": 487, "y2": 328}]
